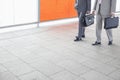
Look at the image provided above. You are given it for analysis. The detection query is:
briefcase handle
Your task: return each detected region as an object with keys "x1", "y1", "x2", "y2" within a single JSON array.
[{"x1": 107, "y1": 16, "x2": 116, "y2": 19}]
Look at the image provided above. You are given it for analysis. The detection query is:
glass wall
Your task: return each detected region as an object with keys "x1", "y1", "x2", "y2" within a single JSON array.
[{"x1": 0, "y1": 0, "x2": 38, "y2": 28}]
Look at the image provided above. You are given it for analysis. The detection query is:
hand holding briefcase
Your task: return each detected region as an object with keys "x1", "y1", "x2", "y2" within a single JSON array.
[{"x1": 83, "y1": 14, "x2": 94, "y2": 27}]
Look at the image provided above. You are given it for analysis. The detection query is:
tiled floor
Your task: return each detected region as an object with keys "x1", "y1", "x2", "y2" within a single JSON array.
[{"x1": 0, "y1": 22, "x2": 120, "y2": 80}]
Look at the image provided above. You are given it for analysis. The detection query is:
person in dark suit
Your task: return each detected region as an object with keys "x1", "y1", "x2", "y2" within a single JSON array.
[{"x1": 74, "y1": 0, "x2": 91, "y2": 41}]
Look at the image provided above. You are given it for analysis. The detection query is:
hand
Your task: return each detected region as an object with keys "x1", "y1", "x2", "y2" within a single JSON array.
[
  {"x1": 92, "y1": 10, "x2": 96, "y2": 15},
  {"x1": 74, "y1": 4, "x2": 78, "y2": 9},
  {"x1": 86, "y1": 11, "x2": 90, "y2": 14},
  {"x1": 110, "y1": 12, "x2": 115, "y2": 17}
]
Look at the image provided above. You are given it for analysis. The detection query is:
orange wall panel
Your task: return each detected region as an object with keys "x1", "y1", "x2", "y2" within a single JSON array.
[
  {"x1": 40, "y1": 0, "x2": 77, "y2": 21},
  {"x1": 55, "y1": 0, "x2": 69, "y2": 19},
  {"x1": 40, "y1": 0, "x2": 57, "y2": 21},
  {"x1": 68, "y1": 0, "x2": 77, "y2": 17}
]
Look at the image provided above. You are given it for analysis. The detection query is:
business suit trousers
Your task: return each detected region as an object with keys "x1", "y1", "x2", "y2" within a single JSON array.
[
  {"x1": 96, "y1": 13, "x2": 113, "y2": 42},
  {"x1": 77, "y1": 12, "x2": 85, "y2": 38}
]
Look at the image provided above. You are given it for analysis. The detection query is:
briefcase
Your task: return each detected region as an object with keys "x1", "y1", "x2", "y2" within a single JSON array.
[
  {"x1": 104, "y1": 17, "x2": 119, "y2": 29},
  {"x1": 83, "y1": 14, "x2": 94, "y2": 27}
]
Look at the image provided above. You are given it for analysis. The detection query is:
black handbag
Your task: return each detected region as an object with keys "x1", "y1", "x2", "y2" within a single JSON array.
[
  {"x1": 83, "y1": 14, "x2": 94, "y2": 27},
  {"x1": 104, "y1": 17, "x2": 119, "y2": 29}
]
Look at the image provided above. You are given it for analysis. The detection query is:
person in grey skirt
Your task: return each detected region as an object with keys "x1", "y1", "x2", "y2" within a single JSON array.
[{"x1": 74, "y1": 0, "x2": 91, "y2": 41}]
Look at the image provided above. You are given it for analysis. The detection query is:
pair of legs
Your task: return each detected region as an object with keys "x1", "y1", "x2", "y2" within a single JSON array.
[
  {"x1": 93, "y1": 13, "x2": 113, "y2": 45},
  {"x1": 75, "y1": 12, "x2": 85, "y2": 41}
]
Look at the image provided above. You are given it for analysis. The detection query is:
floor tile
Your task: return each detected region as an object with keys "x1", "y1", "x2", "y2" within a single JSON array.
[
  {"x1": 0, "y1": 64, "x2": 7, "y2": 72},
  {"x1": 57, "y1": 60, "x2": 91, "y2": 76},
  {"x1": 3, "y1": 60, "x2": 34, "y2": 76},
  {"x1": 0, "y1": 51, "x2": 18, "y2": 64},
  {"x1": 19, "y1": 71, "x2": 51, "y2": 80},
  {"x1": 50, "y1": 71, "x2": 78, "y2": 80},
  {"x1": 80, "y1": 71, "x2": 114, "y2": 80},
  {"x1": 109, "y1": 69, "x2": 120, "y2": 80},
  {"x1": 30, "y1": 60, "x2": 63, "y2": 76},
  {"x1": 0, "y1": 72, "x2": 19, "y2": 80},
  {"x1": 107, "y1": 59, "x2": 120, "y2": 68}
]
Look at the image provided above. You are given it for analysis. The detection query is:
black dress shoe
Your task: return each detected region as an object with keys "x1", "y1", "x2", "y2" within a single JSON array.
[
  {"x1": 92, "y1": 41, "x2": 101, "y2": 45},
  {"x1": 82, "y1": 35, "x2": 85, "y2": 38},
  {"x1": 74, "y1": 36, "x2": 82, "y2": 41},
  {"x1": 108, "y1": 41, "x2": 112, "y2": 45}
]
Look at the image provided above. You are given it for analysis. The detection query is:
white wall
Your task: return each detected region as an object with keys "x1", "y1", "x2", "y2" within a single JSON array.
[
  {"x1": 91, "y1": 0, "x2": 95, "y2": 10},
  {"x1": 0, "y1": 0, "x2": 14, "y2": 27},
  {"x1": 116, "y1": 0, "x2": 120, "y2": 12},
  {"x1": 14, "y1": 0, "x2": 38, "y2": 24},
  {"x1": 0, "y1": 0, "x2": 38, "y2": 28}
]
